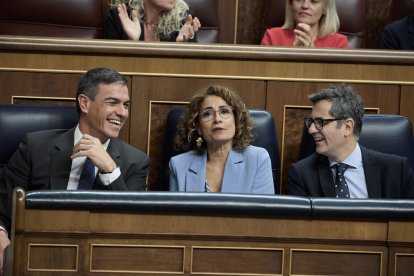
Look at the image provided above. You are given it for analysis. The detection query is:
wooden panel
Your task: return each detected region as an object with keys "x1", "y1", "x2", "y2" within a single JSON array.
[
  {"x1": 389, "y1": 221, "x2": 414, "y2": 242},
  {"x1": 290, "y1": 249, "x2": 383, "y2": 276},
  {"x1": 87, "y1": 212, "x2": 387, "y2": 242},
  {"x1": 218, "y1": 0, "x2": 237, "y2": 43},
  {"x1": 0, "y1": 71, "x2": 80, "y2": 104},
  {"x1": 19, "y1": 209, "x2": 90, "y2": 232},
  {"x1": 28, "y1": 244, "x2": 78, "y2": 272},
  {"x1": 237, "y1": 0, "x2": 266, "y2": 44},
  {"x1": 90, "y1": 244, "x2": 184, "y2": 273},
  {"x1": 191, "y1": 247, "x2": 283, "y2": 275},
  {"x1": 395, "y1": 253, "x2": 414, "y2": 276},
  {"x1": 148, "y1": 101, "x2": 187, "y2": 191}
]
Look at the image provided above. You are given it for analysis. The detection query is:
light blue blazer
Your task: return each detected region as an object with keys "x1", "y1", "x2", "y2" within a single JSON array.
[{"x1": 169, "y1": 145, "x2": 274, "y2": 194}]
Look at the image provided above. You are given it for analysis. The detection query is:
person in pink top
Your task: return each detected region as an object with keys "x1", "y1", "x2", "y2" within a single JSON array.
[{"x1": 262, "y1": 0, "x2": 349, "y2": 48}]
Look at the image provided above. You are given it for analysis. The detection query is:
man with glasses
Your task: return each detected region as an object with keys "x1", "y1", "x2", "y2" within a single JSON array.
[{"x1": 288, "y1": 85, "x2": 414, "y2": 199}]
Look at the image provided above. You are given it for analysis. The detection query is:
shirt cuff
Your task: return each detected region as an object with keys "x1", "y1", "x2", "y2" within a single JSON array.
[
  {"x1": 0, "y1": 226, "x2": 8, "y2": 237},
  {"x1": 99, "y1": 166, "x2": 121, "y2": 186}
]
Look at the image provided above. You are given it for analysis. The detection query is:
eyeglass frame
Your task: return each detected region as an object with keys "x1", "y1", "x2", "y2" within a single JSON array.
[
  {"x1": 198, "y1": 106, "x2": 234, "y2": 123},
  {"x1": 304, "y1": 117, "x2": 347, "y2": 130}
]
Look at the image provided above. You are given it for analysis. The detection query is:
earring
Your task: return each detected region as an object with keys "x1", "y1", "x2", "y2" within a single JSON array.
[{"x1": 196, "y1": 136, "x2": 203, "y2": 148}]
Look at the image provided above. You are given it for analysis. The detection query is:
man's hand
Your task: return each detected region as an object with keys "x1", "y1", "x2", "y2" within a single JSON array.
[
  {"x1": 117, "y1": 4, "x2": 141, "y2": 41},
  {"x1": 71, "y1": 134, "x2": 117, "y2": 173},
  {"x1": 176, "y1": 15, "x2": 201, "y2": 42},
  {"x1": 293, "y1": 23, "x2": 315, "y2": 47},
  {"x1": 0, "y1": 231, "x2": 10, "y2": 274}
]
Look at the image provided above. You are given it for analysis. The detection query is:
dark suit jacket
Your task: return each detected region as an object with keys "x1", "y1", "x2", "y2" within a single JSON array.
[
  {"x1": 381, "y1": 14, "x2": 414, "y2": 50},
  {"x1": 288, "y1": 146, "x2": 414, "y2": 199},
  {"x1": 0, "y1": 127, "x2": 149, "y2": 232}
]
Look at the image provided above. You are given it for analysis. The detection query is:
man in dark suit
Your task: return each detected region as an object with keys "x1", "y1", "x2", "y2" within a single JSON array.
[
  {"x1": 0, "y1": 67, "x2": 149, "y2": 270},
  {"x1": 381, "y1": 0, "x2": 414, "y2": 50},
  {"x1": 288, "y1": 85, "x2": 414, "y2": 199}
]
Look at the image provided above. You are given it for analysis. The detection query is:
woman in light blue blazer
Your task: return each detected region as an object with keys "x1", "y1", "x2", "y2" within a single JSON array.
[{"x1": 169, "y1": 85, "x2": 274, "y2": 194}]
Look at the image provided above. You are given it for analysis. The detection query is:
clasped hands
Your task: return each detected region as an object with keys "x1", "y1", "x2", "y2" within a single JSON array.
[
  {"x1": 116, "y1": 3, "x2": 201, "y2": 42},
  {"x1": 72, "y1": 134, "x2": 116, "y2": 174},
  {"x1": 293, "y1": 23, "x2": 315, "y2": 47}
]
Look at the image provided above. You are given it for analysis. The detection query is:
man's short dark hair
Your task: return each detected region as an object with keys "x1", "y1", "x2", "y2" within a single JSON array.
[
  {"x1": 309, "y1": 84, "x2": 364, "y2": 137},
  {"x1": 76, "y1": 67, "x2": 128, "y2": 115}
]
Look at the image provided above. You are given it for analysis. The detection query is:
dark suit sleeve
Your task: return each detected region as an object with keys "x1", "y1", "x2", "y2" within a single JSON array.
[
  {"x1": 105, "y1": 141, "x2": 149, "y2": 191},
  {"x1": 104, "y1": 7, "x2": 123, "y2": 39},
  {"x1": 0, "y1": 137, "x2": 31, "y2": 232},
  {"x1": 288, "y1": 163, "x2": 309, "y2": 197},
  {"x1": 108, "y1": 155, "x2": 149, "y2": 191},
  {"x1": 104, "y1": 7, "x2": 140, "y2": 40},
  {"x1": 381, "y1": 25, "x2": 400, "y2": 50}
]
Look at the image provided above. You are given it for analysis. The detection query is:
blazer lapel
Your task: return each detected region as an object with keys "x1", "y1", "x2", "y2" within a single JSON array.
[
  {"x1": 317, "y1": 156, "x2": 336, "y2": 197},
  {"x1": 50, "y1": 128, "x2": 75, "y2": 189},
  {"x1": 221, "y1": 150, "x2": 244, "y2": 193},
  {"x1": 361, "y1": 147, "x2": 381, "y2": 198},
  {"x1": 185, "y1": 151, "x2": 207, "y2": 192}
]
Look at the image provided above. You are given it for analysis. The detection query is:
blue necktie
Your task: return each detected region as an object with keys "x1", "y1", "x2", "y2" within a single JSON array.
[
  {"x1": 77, "y1": 158, "x2": 96, "y2": 190},
  {"x1": 333, "y1": 163, "x2": 350, "y2": 198}
]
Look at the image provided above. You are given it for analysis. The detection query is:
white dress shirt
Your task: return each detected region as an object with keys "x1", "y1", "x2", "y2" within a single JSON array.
[{"x1": 66, "y1": 125, "x2": 121, "y2": 190}]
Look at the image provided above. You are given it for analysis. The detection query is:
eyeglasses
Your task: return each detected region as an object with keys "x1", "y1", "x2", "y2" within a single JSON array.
[
  {"x1": 305, "y1": 117, "x2": 346, "y2": 130},
  {"x1": 199, "y1": 106, "x2": 233, "y2": 122}
]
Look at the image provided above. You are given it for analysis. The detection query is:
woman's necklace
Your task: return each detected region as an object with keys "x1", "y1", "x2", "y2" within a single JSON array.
[
  {"x1": 144, "y1": 21, "x2": 158, "y2": 29},
  {"x1": 143, "y1": 20, "x2": 159, "y2": 41}
]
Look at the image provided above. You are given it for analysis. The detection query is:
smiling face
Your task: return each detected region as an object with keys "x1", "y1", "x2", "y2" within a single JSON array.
[
  {"x1": 78, "y1": 82, "x2": 130, "y2": 143},
  {"x1": 308, "y1": 99, "x2": 356, "y2": 162},
  {"x1": 197, "y1": 95, "x2": 236, "y2": 150},
  {"x1": 291, "y1": 0, "x2": 325, "y2": 28}
]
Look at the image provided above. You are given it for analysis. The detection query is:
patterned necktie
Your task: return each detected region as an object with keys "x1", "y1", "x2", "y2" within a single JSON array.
[
  {"x1": 77, "y1": 158, "x2": 96, "y2": 190},
  {"x1": 333, "y1": 163, "x2": 350, "y2": 198}
]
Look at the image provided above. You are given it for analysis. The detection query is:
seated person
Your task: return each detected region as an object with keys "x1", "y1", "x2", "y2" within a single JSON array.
[
  {"x1": 381, "y1": 0, "x2": 414, "y2": 50},
  {"x1": 261, "y1": 0, "x2": 349, "y2": 48},
  {"x1": 0, "y1": 67, "x2": 149, "y2": 268},
  {"x1": 104, "y1": 0, "x2": 201, "y2": 42},
  {"x1": 288, "y1": 84, "x2": 414, "y2": 198},
  {"x1": 169, "y1": 85, "x2": 274, "y2": 194}
]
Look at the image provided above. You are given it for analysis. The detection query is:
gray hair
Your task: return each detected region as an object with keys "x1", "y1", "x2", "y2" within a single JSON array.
[{"x1": 309, "y1": 85, "x2": 364, "y2": 137}]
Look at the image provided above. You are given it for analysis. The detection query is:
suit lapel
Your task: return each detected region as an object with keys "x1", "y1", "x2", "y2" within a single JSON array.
[
  {"x1": 185, "y1": 151, "x2": 207, "y2": 192},
  {"x1": 361, "y1": 147, "x2": 381, "y2": 198},
  {"x1": 317, "y1": 155, "x2": 336, "y2": 197},
  {"x1": 221, "y1": 150, "x2": 244, "y2": 193},
  {"x1": 50, "y1": 128, "x2": 75, "y2": 189}
]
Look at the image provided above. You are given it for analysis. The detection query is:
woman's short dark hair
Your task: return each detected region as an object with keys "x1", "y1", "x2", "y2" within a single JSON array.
[{"x1": 174, "y1": 85, "x2": 254, "y2": 154}]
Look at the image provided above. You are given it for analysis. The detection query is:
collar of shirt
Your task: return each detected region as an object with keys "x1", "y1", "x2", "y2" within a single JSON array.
[
  {"x1": 67, "y1": 125, "x2": 111, "y2": 190},
  {"x1": 328, "y1": 143, "x2": 362, "y2": 169},
  {"x1": 74, "y1": 125, "x2": 110, "y2": 149}
]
